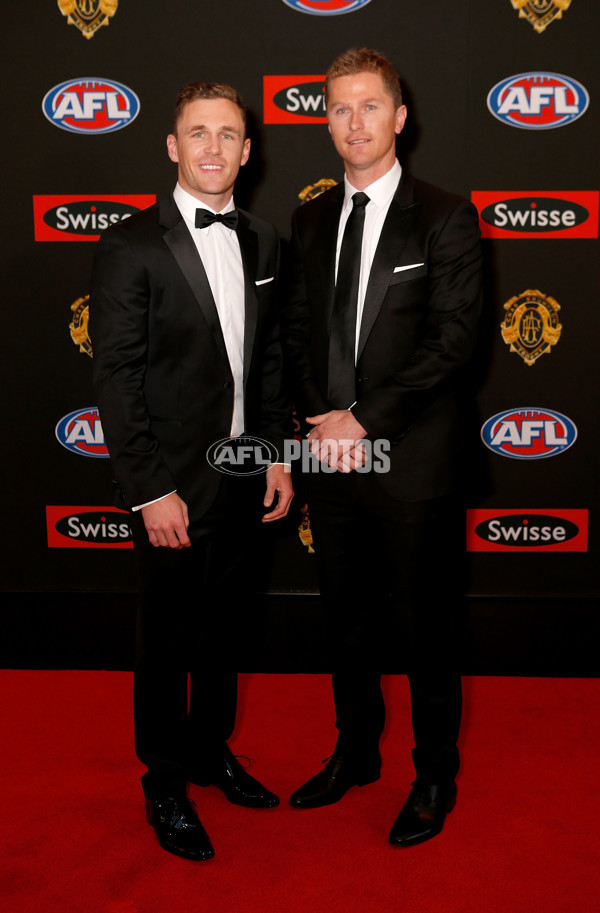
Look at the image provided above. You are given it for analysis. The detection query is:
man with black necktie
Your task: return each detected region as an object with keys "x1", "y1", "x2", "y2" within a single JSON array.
[
  {"x1": 283, "y1": 48, "x2": 482, "y2": 846},
  {"x1": 90, "y1": 82, "x2": 293, "y2": 860}
]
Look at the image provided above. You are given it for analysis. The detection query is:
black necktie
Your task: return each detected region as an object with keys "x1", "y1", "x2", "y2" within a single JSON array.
[
  {"x1": 195, "y1": 208, "x2": 239, "y2": 230},
  {"x1": 328, "y1": 191, "x2": 370, "y2": 409}
]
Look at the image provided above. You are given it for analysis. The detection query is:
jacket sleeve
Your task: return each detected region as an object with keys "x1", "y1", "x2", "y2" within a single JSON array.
[
  {"x1": 253, "y1": 226, "x2": 294, "y2": 459},
  {"x1": 281, "y1": 207, "x2": 331, "y2": 419},
  {"x1": 89, "y1": 227, "x2": 176, "y2": 509},
  {"x1": 352, "y1": 199, "x2": 482, "y2": 440}
]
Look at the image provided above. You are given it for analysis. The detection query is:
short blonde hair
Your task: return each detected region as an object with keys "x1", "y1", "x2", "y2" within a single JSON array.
[
  {"x1": 325, "y1": 48, "x2": 403, "y2": 109},
  {"x1": 173, "y1": 82, "x2": 247, "y2": 135}
]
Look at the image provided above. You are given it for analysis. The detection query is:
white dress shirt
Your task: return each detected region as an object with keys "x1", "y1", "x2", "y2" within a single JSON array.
[
  {"x1": 173, "y1": 182, "x2": 245, "y2": 436},
  {"x1": 336, "y1": 159, "x2": 402, "y2": 361}
]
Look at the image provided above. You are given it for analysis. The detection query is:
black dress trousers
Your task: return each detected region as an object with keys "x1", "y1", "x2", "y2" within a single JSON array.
[
  {"x1": 131, "y1": 475, "x2": 261, "y2": 799},
  {"x1": 307, "y1": 469, "x2": 463, "y2": 783}
]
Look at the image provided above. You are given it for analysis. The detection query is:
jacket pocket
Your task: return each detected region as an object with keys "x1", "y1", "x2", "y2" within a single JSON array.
[{"x1": 388, "y1": 263, "x2": 428, "y2": 285}]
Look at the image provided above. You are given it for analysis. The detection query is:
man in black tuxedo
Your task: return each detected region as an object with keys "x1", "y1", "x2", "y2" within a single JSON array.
[
  {"x1": 90, "y1": 82, "x2": 293, "y2": 860},
  {"x1": 284, "y1": 49, "x2": 482, "y2": 846}
]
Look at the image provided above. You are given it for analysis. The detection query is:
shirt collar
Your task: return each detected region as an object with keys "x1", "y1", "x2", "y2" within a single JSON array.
[
  {"x1": 343, "y1": 159, "x2": 402, "y2": 212},
  {"x1": 173, "y1": 182, "x2": 236, "y2": 222}
]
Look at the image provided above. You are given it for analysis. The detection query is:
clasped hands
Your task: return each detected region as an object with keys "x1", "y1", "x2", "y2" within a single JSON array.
[
  {"x1": 305, "y1": 410, "x2": 368, "y2": 473},
  {"x1": 140, "y1": 414, "x2": 364, "y2": 549}
]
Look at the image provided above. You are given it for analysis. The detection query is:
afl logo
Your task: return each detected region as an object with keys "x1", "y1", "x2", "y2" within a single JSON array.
[
  {"x1": 42, "y1": 78, "x2": 140, "y2": 134},
  {"x1": 206, "y1": 436, "x2": 279, "y2": 475},
  {"x1": 55, "y1": 407, "x2": 109, "y2": 458},
  {"x1": 481, "y1": 408, "x2": 577, "y2": 460},
  {"x1": 487, "y1": 72, "x2": 589, "y2": 129},
  {"x1": 281, "y1": 0, "x2": 373, "y2": 14}
]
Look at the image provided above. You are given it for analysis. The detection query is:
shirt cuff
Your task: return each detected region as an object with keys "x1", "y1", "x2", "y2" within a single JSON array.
[{"x1": 131, "y1": 490, "x2": 177, "y2": 511}]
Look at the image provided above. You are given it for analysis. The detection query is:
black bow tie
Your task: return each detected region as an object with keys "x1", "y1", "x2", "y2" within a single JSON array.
[{"x1": 195, "y1": 208, "x2": 239, "y2": 230}]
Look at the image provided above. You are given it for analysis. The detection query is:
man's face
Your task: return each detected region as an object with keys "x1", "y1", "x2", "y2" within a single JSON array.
[
  {"x1": 326, "y1": 71, "x2": 406, "y2": 185},
  {"x1": 167, "y1": 97, "x2": 250, "y2": 208}
]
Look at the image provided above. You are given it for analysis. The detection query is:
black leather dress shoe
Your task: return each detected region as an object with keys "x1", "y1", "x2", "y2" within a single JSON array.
[
  {"x1": 188, "y1": 750, "x2": 279, "y2": 808},
  {"x1": 145, "y1": 796, "x2": 214, "y2": 860},
  {"x1": 289, "y1": 755, "x2": 380, "y2": 809},
  {"x1": 389, "y1": 781, "x2": 457, "y2": 847}
]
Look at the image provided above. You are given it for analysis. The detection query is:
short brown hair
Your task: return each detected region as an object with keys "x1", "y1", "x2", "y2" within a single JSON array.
[
  {"x1": 173, "y1": 82, "x2": 247, "y2": 134},
  {"x1": 325, "y1": 48, "x2": 403, "y2": 109}
]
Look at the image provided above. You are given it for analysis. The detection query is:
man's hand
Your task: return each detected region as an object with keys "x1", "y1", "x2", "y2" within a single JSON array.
[
  {"x1": 306, "y1": 411, "x2": 367, "y2": 472},
  {"x1": 141, "y1": 492, "x2": 191, "y2": 548},
  {"x1": 262, "y1": 464, "x2": 294, "y2": 522}
]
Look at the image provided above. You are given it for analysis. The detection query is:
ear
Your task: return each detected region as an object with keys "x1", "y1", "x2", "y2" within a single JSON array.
[
  {"x1": 240, "y1": 137, "x2": 251, "y2": 167},
  {"x1": 166, "y1": 133, "x2": 178, "y2": 163},
  {"x1": 395, "y1": 105, "x2": 407, "y2": 136}
]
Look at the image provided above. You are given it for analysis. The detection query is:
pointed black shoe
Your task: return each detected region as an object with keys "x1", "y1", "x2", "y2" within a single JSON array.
[
  {"x1": 145, "y1": 796, "x2": 214, "y2": 861},
  {"x1": 188, "y1": 749, "x2": 279, "y2": 808},
  {"x1": 289, "y1": 755, "x2": 380, "y2": 809},
  {"x1": 389, "y1": 781, "x2": 457, "y2": 847}
]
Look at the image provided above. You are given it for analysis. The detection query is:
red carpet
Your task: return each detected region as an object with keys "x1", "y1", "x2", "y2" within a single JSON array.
[{"x1": 1, "y1": 671, "x2": 598, "y2": 913}]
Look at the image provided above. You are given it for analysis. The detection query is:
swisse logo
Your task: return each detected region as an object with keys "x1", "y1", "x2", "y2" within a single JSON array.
[
  {"x1": 46, "y1": 506, "x2": 133, "y2": 549},
  {"x1": 57, "y1": 512, "x2": 131, "y2": 544},
  {"x1": 481, "y1": 408, "x2": 577, "y2": 460},
  {"x1": 466, "y1": 509, "x2": 588, "y2": 553},
  {"x1": 206, "y1": 436, "x2": 279, "y2": 475},
  {"x1": 487, "y1": 72, "x2": 589, "y2": 129},
  {"x1": 275, "y1": 81, "x2": 326, "y2": 118},
  {"x1": 280, "y1": 0, "x2": 373, "y2": 15},
  {"x1": 55, "y1": 407, "x2": 109, "y2": 458},
  {"x1": 33, "y1": 194, "x2": 156, "y2": 241},
  {"x1": 264, "y1": 76, "x2": 327, "y2": 124},
  {"x1": 42, "y1": 77, "x2": 140, "y2": 134},
  {"x1": 471, "y1": 192, "x2": 599, "y2": 239}
]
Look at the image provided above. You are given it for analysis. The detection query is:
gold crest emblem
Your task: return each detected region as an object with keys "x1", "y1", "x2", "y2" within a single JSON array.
[
  {"x1": 298, "y1": 178, "x2": 337, "y2": 204},
  {"x1": 501, "y1": 290, "x2": 562, "y2": 366},
  {"x1": 69, "y1": 295, "x2": 93, "y2": 357},
  {"x1": 510, "y1": 0, "x2": 572, "y2": 34},
  {"x1": 57, "y1": 0, "x2": 118, "y2": 40},
  {"x1": 298, "y1": 504, "x2": 315, "y2": 554}
]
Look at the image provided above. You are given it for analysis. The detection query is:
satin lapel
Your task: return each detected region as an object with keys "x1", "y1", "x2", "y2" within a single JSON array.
[
  {"x1": 356, "y1": 194, "x2": 420, "y2": 360},
  {"x1": 159, "y1": 197, "x2": 229, "y2": 365},
  {"x1": 236, "y1": 214, "x2": 259, "y2": 384}
]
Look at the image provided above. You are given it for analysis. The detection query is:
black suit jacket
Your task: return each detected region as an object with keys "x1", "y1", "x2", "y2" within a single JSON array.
[
  {"x1": 284, "y1": 173, "x2": 482, "y2": 501},
  {"x1": 90, "y1": 194, "x2": 289, "y2": 520}
]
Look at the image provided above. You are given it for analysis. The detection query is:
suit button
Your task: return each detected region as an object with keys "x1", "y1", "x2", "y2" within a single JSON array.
[{"x1": 223, "y1": 381, "x2": 232, "y2": 389}]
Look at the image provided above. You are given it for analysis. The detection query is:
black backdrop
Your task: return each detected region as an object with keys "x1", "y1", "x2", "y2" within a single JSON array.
[{"x1": 2, "y1": 1, "x2": 598, "y2": 606}]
